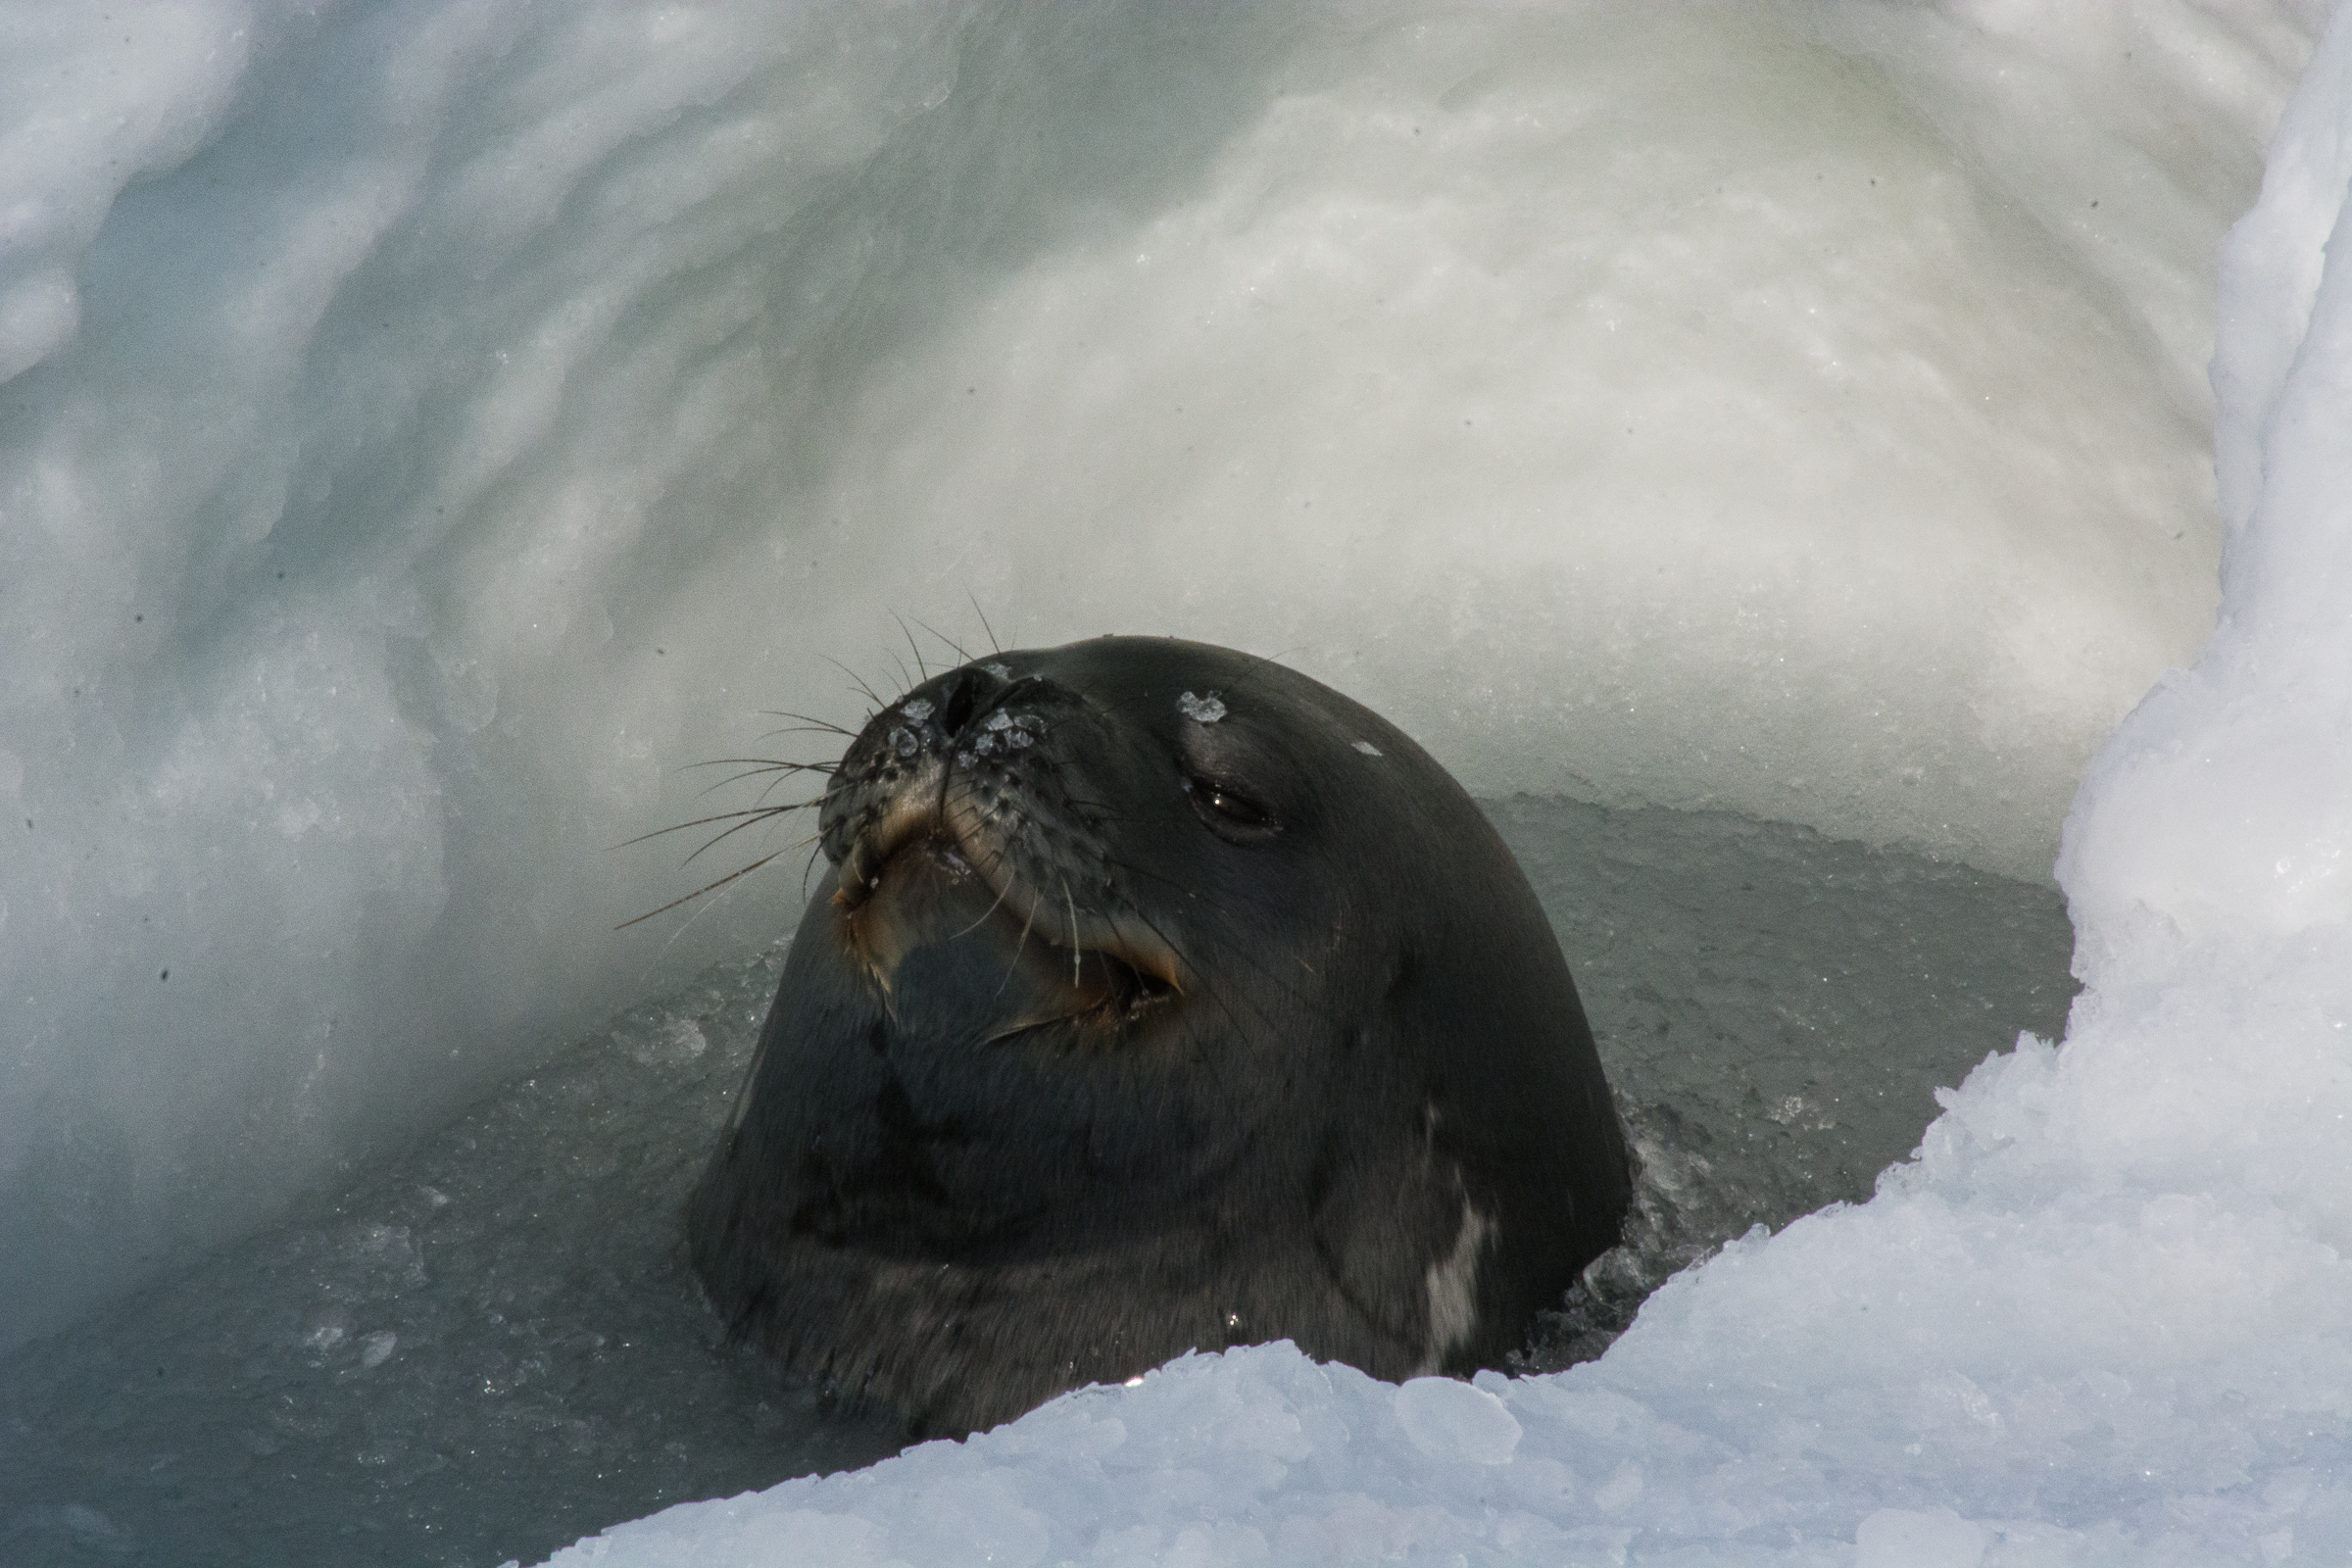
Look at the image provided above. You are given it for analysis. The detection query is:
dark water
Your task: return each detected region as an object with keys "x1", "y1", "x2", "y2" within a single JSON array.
[
  {"x1": 0, "y1": 798, "x2": 2074, "y2": 1568},
  {"x1": 1489, "y1": 798, "x2": 2078, "y2": 1368}
]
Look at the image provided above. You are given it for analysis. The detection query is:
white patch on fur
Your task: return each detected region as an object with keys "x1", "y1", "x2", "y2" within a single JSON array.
[{"x1": 1418, "y1": 1200, "x2": 1493, "y2": 1374}]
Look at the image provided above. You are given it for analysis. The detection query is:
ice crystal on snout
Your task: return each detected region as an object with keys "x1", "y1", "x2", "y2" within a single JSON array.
[
  {"x1": 900, "y1": 698, "x2": 934, "y2": 722},
  {"x1": 1353, "y1": 740, "x2": 1382, "y2": 756}
]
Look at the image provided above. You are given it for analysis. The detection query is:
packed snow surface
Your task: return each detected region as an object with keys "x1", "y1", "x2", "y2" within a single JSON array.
[{"x1": 1, "y1": 0, "x2": 2348, "y2": 1563}]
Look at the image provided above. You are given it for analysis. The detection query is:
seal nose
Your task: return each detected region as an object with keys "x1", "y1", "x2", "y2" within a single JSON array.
[{"x1": 822, "y1": 661, "x2": 1024, "y2": 902}]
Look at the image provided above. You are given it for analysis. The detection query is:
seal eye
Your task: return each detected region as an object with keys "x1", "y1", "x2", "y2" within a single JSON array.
[{"x1": 1183, "y1": 772, "x2": 1277, "y2": 839}]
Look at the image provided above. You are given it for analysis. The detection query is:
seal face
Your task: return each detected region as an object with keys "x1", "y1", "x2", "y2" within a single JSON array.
[{"x1": 687, "y1": 637, "x2": 1629, "y2": 1434}]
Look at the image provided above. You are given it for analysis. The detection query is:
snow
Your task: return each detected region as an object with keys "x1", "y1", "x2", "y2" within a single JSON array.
[{"x1": 1, "y1": 0, "x2": 2347, "y2": 1562}]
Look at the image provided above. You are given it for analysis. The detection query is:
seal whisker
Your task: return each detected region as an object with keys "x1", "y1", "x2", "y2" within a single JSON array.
[
  {"x1": 1030, "y1": 856, "x2": 1302, "y2": 1051},
  {"x1": 755, "y1": 710, "x2": 860, "y2": 739},
  {"x1": 677, "y1": 806, "x2": 824, "y2": 869},
  {"x1": 910, "y1": 614, "x2": 974, "y2": 667},
  {"x1": 1091, "y1": 853, "x2": 1283, "y2": 940},
  {"x1": 893, "y1": 612, "x2": 930, "y2": 685},
  {"x1": 614, "y1": 847, "x2": 793, "y2": 929},
  {"x1": 1148, "y1": 936, "x2": 1298, "y2": 1060},
  {"x1": 691, "y1": 763, "x2": 836, "y2": 799},
  {"x1": 817, "y1": 655, "x2": 892, "y2": 714},
  {"x1": 992, "y1": 886, "x2": 1049, "y2": 1003},
  {"x1": 1211, "y1": 644, "x2": 1305, "y2": 705},
  {"x1": 754, "y1": 775, "x2": 826, "y2": 809},
  {"x1": 682, "y1": 757, "x2": 839, "y2": 773},
  {"x1": 1047, "y1": 794, "x2": 1151, "y2": 820},
  {"x1": 967, "y1": 595, "x2": 1002, "y2": 657},
  {"x1": 611, "y1": 804, "x2": 819, "y2": 854},
  {"x1": 952, "y1": 835, "x2": 1051, "y2": 1001},
  {"x1": 949, "y1": 857, "x2": 1022, "y2": 943}
]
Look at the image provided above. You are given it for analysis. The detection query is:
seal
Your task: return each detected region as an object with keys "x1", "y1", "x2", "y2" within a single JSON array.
[{"x1": 687, "y1": 636, "x2": 1629, "y2": 1434}]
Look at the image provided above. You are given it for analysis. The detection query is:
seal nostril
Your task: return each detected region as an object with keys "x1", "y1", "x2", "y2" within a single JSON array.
[{"x1": 940, "y1": 670, "x2": 983, "y2": 736}]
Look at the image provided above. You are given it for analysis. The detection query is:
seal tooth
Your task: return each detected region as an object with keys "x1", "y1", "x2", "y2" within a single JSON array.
[{"x1": 832, "y1": 839, "x2": 875, "y2": 906}]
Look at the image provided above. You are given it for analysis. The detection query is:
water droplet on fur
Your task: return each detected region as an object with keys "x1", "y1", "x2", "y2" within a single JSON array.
[{"x1": 1353, "y1": 740, "x2": 1382, "y2": 756}]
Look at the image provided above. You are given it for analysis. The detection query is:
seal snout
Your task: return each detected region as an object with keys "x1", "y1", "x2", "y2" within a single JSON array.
[
  {"x1": 819, "y1": 657, "x2": 1187, "y2": 1000},
  {"x1": 821, "y1": 661, "x2": 1027, "y2": 906}
]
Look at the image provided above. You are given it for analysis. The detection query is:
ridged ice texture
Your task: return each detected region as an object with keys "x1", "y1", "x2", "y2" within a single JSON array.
[
  {"x1": 0, "y1": 1, "x2": 2318, "y2": 1353},
  {"x1": 540, "y1": 13, "x2": 2352, "y2": 1562}
]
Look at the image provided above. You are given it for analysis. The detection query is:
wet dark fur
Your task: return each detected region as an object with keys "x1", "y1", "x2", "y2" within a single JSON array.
[{"x1": 687, "y1": 637, "x2": 1628, "y2": 1434}]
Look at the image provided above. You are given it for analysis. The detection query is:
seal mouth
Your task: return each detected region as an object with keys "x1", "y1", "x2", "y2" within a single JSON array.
[
  {"x1": 828, "y1": 755, "x2": 950, "y2": 912},
  {"x1": 828, "y1": 766, "x2": 1186, "y2": 1007}
]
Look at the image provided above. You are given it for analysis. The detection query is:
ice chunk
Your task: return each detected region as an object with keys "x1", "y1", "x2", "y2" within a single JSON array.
[{"x1": 1176, "y1": 691, "x2": 1226, "y2": 724}]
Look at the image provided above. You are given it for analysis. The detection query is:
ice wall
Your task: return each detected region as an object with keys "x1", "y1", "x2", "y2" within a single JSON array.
[
  {"x1": 0, "y1": 0, "x2": 2321, "y2": 1355},
  {"x1": 559, "y1": 9, "x2": 2352, "y2": 1560}
]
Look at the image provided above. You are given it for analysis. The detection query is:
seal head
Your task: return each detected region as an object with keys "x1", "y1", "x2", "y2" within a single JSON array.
[{"x1": 687, "y1": 636, "x2": 1628, "y2": 1434}]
